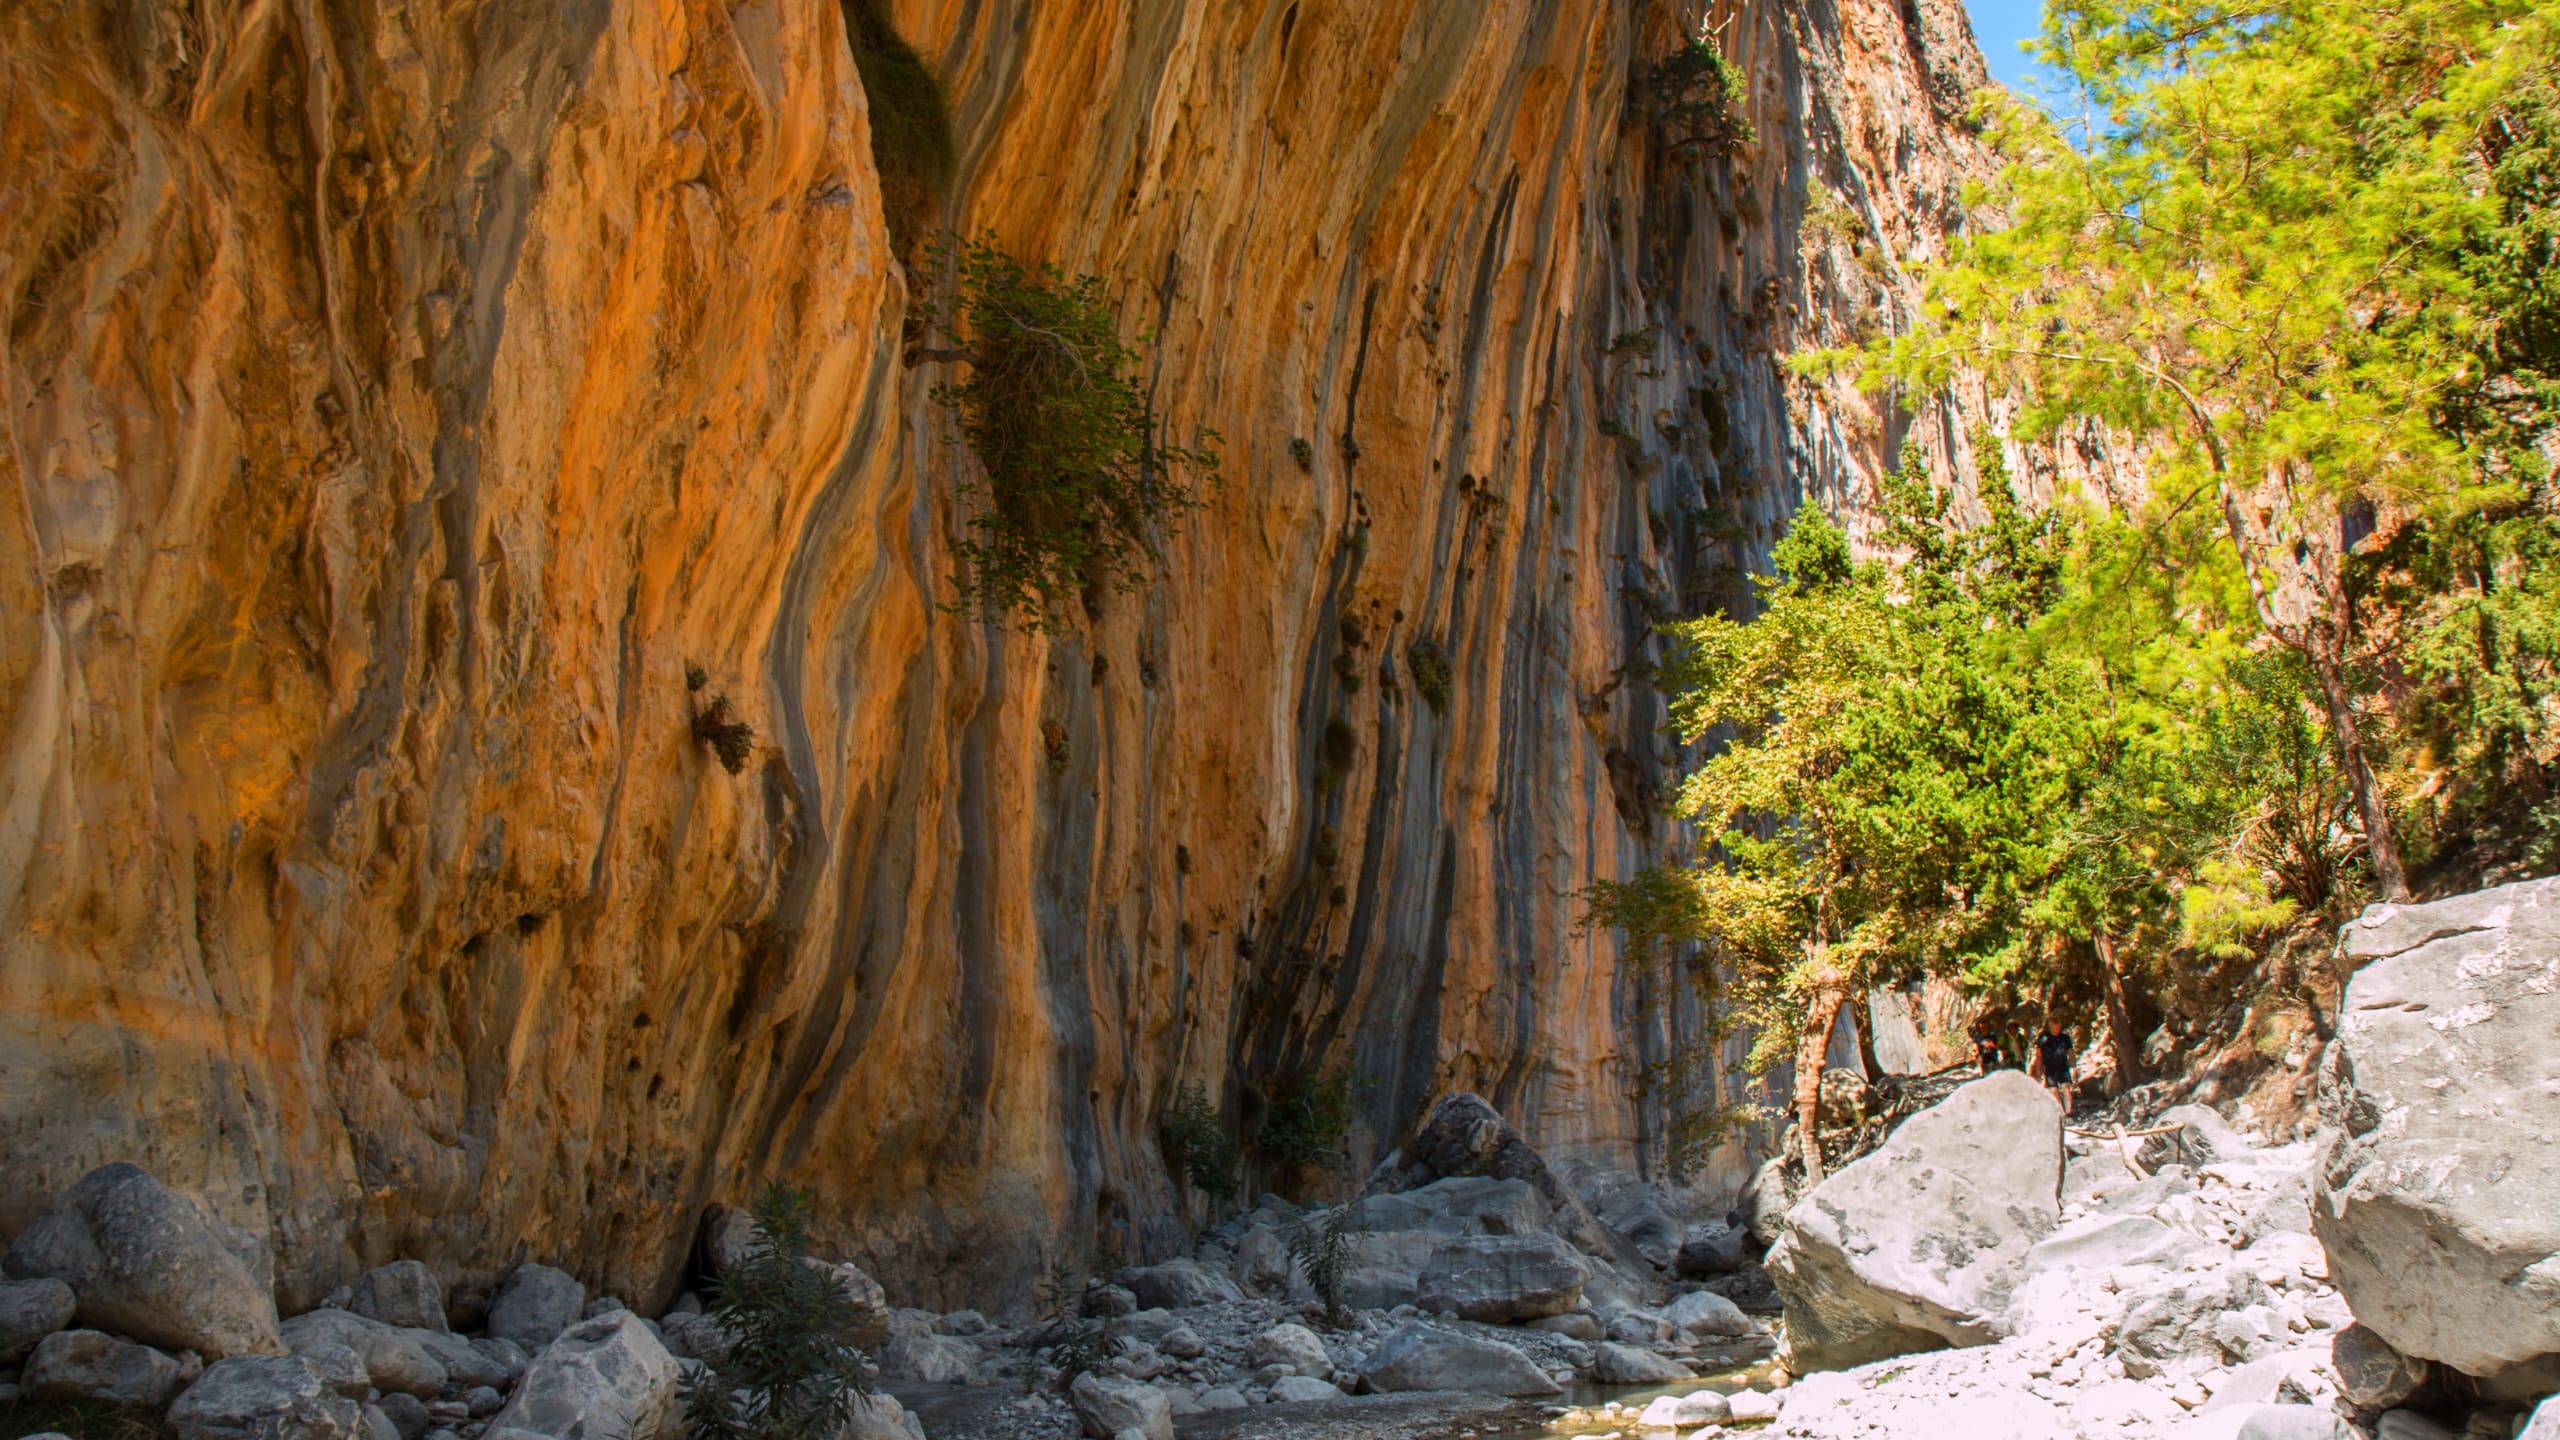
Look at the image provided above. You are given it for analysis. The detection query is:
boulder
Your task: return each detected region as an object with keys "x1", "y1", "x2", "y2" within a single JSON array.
[
  {"x1": 371, "y1": 1392, "x2": 429, "y2": 1440},
  {"x1": 279, "y1": 1310, "x2": 447, "y2": 1398},
  {"x1": 2332, "y1": 1324, "x2": 2431, "y2": 1411},
  {"x1": 1244, "y1": 1323, "x2": 1331, "y2": 1379},
  {"x1": 2315, "y1": 876, "x2": 2560, "y2": 1386},
  {"x1": 2225, "y1": 1407, "x2": 2351, "y2": 1440},
  {"x1": 296, "y1": 1341, "x2": 370, "y2": 1399},
  {"x1": 470, "y1": 1336, "x2": 531, "y2": 1386},
  {"x1": 1663, "y1": 1289, "x2": 1751, "y2": 1338},
  {"x1": 485, "y1": 1264, "x2": 585, "y2": 1351},
  {"x1": 1370, "y1": 1094, "x2": 1656, "y2": 1280},
  {"x1": 1637, "y1": 1391, "x2": 1731, "y2": 1428},
  {"x1": 1119, "y1": 1258, "x2": 1242, "y2": 1310},
  {"x1": 485, "y1": 1312, "x2": 677, "y2": 1440},
  {"x1": 1355, "y1": 1322, "x2": 1562, "y2": 1396},
  {"x1": 1353, "y1": 1176, "x2": 1552, "y2": 1238},
  {"x1": 1066, "y1": 1372, "x2": 1173, "y2": 1440},
  {"x1": 1157, "y1": 1326, "x2": 1203, "y2": 1360},
  {"x1": 0, "y1": 1276, "x2": 77, "y2": 1363},
  {"x1": 1675, "y1": 1226, "x2": 1750, "y2": 1277},
  {"x1": 166, "y1": 1356, "x2": 365, "y2": 1440},
  {"x1": 1197, "y1": 1387, "x2": 1248, "y2": 1411},
  {"x1": 1231, "y1": 1226, "x2": 1292, "y2": 1295},
  {"x1": 1592, "y1": 1341, "x2": 1691, "y2": 1384},
  {"x1": 23, "y1": 1328, "x2": 187, "y2": 1407},
  {"x1": 1300, "y1": 1230, "x2": 1441, "y2": 1312},
  {"x1": 410, "y1": 1329, "x2": 516, "y2": 1389},
  {"x1": 2115, "y1": 1266, "x2": 2273, "y2": 1377},
  {"x1": 1414, "y1": 1234, "x2": 1587, "y2": 1323},
  {"x1": 1764, "y1": 1071, "x2": 2062, "y2": 1369},
  {"x1": 876, "y1": 1332, "x2": 976, "y2": 1384},
  {"x1": 2374, "y1": 1412, "x2": 2457, "y2": 1440},
  {"x1": 2203, "y1": 1346, "x2": 2337, "y2": 1413},
  {"x1": 1525, "y1": 1312, "x2": 1601, "y2": 1340},
  {"x1": 1726, "y1": 1390, "x2": 1780, "y2": 1423},
  {"x1": 1583, "y1": 1176, "x2": 1687, "y2": 1269},
  {"x1": 2518, "y1": 1396, "x2": 2559, "y2": 1440},
  {"x1": 1738, "y1": 1158, "x2": 1801, "y2": 1247},
  {"x1": 842, "y1": 1393, "x2": 929, "y2": 1440},
  {"x1": 2020, "y1": 1214, "x2": 2217, "y2": 1279},
  {"x1": 1267, "y1": 1375, "x2": 1345, "y2": 1403},
  {"x1": 2139, "y1": 1105, "x2": 2248, "y2": 1172},
  {"x1": 937, "y1": 1308, "x2": 989, "y2": 1336},
  {"x1": 2, "y1": 1164, "x2": 284, "y2": 1359},
  {"x1": 346, "y1": 1263, "x2": 447, "y2": 1333}
]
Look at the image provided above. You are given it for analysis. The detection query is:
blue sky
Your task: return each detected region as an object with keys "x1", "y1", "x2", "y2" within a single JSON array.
[{"x1": 1965, "y1": 0, "x2": 2054, "y2": 94}]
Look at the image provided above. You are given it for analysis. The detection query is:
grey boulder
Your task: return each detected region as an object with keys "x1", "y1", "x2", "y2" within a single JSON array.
[
  {"x1": 1244, "y1": 1322, "x2": 1331, "y2": 1379},
  {"x1": 1231, "y1": 1226, "x2": 1292, "y2": 1295},
  {"x1": 371, "y1": 1392, "x2": 429, "y2": 1440},
  {"x1": 2517, "y1": 1395, "x2": 2559, "y2": 1440},
  {"x1": 1675, "y1": 1226, "x2": 1750, "y2": 1277},
  {"x1": 167, "y1": 1356, "x2": 364, "y2": 1440},
  {"x1": 2114, "y1": 1266, "x2": 2273, "y2": 1378},
  {"x1": 346, "y1": 1263, "x2": 446, "y2": 1333},
  {"x1": 1663, "y1": 1289, "x2": 1752, "y2": 1338},
  {"x1": 1355, "y1": 1322, "x2": 1561, "y2": 1396},
  {"x1": 2235, "y1": 1405, "x2": 2351, "y2": 1440},
  {"x1": 1590, "y1": 1341, "x2": 1690, "y2": 1384},
  {"x1": 0, "y1": 1276, "x2": 77, "y2": 1364},
  {"x1": 3, "y1": 1164, "x2": 283, "y2": 1359},
  {"x1": 1119, "y1": 1258, "x2": 1243, "y2": 1311},
  {"x1": 2332, "y1": 1324, "x2": 2432, "y2": 1410},
  {"x1": 2316, "y1": 876, "x2": 2560, "y2": 1385},
  {"x1": 1765, "y1": 1071, "x2": 2062, "y2": 1369},
  {"x1": 1414, "y1": 1234, "x2": 1587, "y2": 1323},
  {"x1": 23, "y1": 1328, "x2": 187, "y2": 1407},
  {"x1": 484, "y1": 1264, "x2": 585, "y2": 1352},
  {"x1": 486, "y1": 1311, "x2": 677, "y2": 1440},
  {"x1": 1267, "y1": 1375, "x2": 1346, "y2": 1403},
  {"x1": 279, "y1": 1309, "x2": 447, "y2": 1398},
  {"x1": 295, "y1": 1341, "x2": 370, "y2": 1399},
  {"x1": 1066, "y1": 1372, "x2": 1173, "y2": 1440},
  {"x1": 876, "y1": 1332, "x2": 975, "y2": 1384}
]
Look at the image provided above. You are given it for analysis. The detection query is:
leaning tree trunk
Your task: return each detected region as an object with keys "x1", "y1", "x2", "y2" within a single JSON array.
[
  {"x1": 2304, "y1": 640, "x2": 2412, "y2": 902},
  {"x1": 2093, "y1": 932, "x2": 2145, "y2": 1090},
  {"x1": 1849, "y1": 991, "x2": 1885, "y2": 1083},
  {"x1": 1792, "y1": 967, "x2": 1853, "y2": 1188}
]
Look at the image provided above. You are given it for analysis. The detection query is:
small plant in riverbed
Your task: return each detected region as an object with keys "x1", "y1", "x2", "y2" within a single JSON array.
[
  {"x1": 681, "y1": 1184, "x2": 871, "y2": 1440},
  {"x1": 692, "y1": 695, "x2": 756, "y2": 774},
  {"x1": 1286, "y1": 1196, "x2": 1368, "y2": 1330},
  {"x1": 1159, "y1": 1082, "x2": 1240, "y2": 1198},
  {"x1": 916, "y1": 232, "x2": 1221, "y2": 630}
]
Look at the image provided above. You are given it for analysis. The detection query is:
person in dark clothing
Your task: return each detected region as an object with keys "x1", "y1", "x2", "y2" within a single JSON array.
[
  {"x1": 2032, "y1": 1018, "x2": 2076, "y2": 1113},
  {"x1": 1971, "y1": 1022, "x2": 2005, "y2": 1075}
]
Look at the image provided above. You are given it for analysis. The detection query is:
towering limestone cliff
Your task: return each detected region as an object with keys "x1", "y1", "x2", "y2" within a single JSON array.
[{"x1": 0, "y1": 0, "x2": 1994, "y2": 1311}]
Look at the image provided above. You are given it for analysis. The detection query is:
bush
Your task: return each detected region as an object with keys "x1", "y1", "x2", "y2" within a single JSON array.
[
  {"x1": 841, "y1": 1, "x2": 954, "y2": 254},
  {"x1": 1647, "y1": 38, "x2": 1754, "y2": 157},
  {"x1": 1285, "y1": 1201, "x2": 1367, "y2": 1330},
  {"x1": 1258, "y1": 1069, "x2": 1360, "y2": 1170},
  {"x1": 681, "y1": 1185, "x2": 872, "y2": 1440},
  {"x1": 1405, "y1": 638, "x2": 1454, "y2": 714},
  {"x1": 1159, "y1": 1083, "x2": 1239, "y2": 1198},
  {"x1": 918, "y1": 233, "x2": 1220, "y2": 629},
  {"x1": 693, "y1": 695, "x2": 756, "y2": 774}
]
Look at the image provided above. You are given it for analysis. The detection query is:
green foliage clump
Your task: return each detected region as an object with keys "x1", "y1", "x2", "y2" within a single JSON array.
[
  {"x1": 693, "y1": 695, "x2": 756, "y2": 774},
  {"x1": 1404, "y1": 638, "x2": 1454, "y2": 713},
  {"x1": 682, "y1": 1185, "x2": 872, "y2": 1440},
  {"x1": 1159, "y1": 1082, "x2": 1239, "y2": 1198},
  {"x1": 1285, "y1": 1200, "x2": 1367, "y2": 1330},
  {"x1": 1647, "y1": 37, "x2": 1756, "y2": 157},
  {"x1": 1258, "y1": 1069, "x2": 1361, "y2": 1170},
  {"x1": 920, "y1": 233, "x2": 1221, "y2": 630},
  {"x1": 841, "y1": 1, "x2": 954, "y2": 255}
]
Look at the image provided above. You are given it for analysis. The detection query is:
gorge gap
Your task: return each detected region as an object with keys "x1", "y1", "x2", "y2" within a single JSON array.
[{"x1": 0, "y1": 0, "x2": 2008, "y2": 1316}]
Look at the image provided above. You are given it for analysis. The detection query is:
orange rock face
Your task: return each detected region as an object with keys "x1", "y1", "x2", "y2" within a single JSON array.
[{"x1": 0, "y1": 0, "x2": 1995, "y2": 1310}]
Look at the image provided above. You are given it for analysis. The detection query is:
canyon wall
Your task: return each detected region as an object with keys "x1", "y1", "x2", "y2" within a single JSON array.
[{"x1": 0, "y1": 0, "x2": 1994, "y2": 1312}]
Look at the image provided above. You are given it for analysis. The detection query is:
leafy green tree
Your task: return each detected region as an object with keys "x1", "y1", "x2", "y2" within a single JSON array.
[
  {"x1": 682, "y1": 1186, "x2": 873, "y2": 1440},
  {"x1": 917, "y1": 233, "x2": 1220, "y2": 629},
  {"x1": 1855, "y1": 0, "x2": 2560, "y2": 900}
]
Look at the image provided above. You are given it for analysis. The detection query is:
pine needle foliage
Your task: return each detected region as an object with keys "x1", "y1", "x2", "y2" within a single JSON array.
[
  {"x1": 681, "y1": 1185, "x2": 873, "y2": 1440},
  {"x1": 918, "y1": 233, "x2": 1220, "y2": 631},
  {"x1": 1647, "y1": 37, "x2": 1756, "y2": 157}
]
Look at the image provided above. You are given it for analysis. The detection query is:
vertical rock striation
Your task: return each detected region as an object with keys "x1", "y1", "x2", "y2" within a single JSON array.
[{"x1": 0, "y1": 0, "x2": 1999, "y2": 1310}]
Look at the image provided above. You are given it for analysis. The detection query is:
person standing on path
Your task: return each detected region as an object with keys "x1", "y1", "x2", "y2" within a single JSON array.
[{"x1": 2032, "y1": 1017, "x2": 2076, "y2": 1113}]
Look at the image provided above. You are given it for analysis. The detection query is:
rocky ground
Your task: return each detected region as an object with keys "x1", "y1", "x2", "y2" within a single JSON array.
[{"x1": 3, "y1": 881, "x2": 2553, "y2": 1440}]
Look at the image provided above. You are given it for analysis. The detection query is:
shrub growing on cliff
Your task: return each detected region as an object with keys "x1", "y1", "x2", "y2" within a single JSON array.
[
  {"x1": 682, "y1": 1185, "x2": 871, "y2": 1440},
  {"x1": 692, "y1": 694, "x2": 757, "y2": 775},
  {"x1": 1159, "y1": 1082, "x2": 1240, "y2": 1198},
  {"x1": 917, "y1": 233, "x2": 1220, "y2": 630},
  {"x1": 1647, "y1": 36, "x2": 1755, "y2": 158},
  {"x1": 1257, "y1": 1069, "x2": 1361, "y2": 1170},
  {"x1": 841, "y1": 0, "x2": 954, "y2": 254}
]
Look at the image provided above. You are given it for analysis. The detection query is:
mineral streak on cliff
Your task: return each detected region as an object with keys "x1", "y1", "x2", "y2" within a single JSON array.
[{"x1": 0, "y1": 0, "x2": 1993, "y2": 1311}]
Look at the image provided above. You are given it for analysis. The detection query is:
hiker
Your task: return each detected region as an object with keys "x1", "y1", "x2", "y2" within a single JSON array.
[
  {"x1": 1971, "y1": 1021, "x2": 2005, "y2": 1075},
  {"x1": 2032, "y1": 1016, "x2": 2076, "y2": 1113}
]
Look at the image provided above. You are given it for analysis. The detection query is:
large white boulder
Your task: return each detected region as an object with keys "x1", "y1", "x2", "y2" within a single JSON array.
[
  {"x1": 1244, "y1": 1322, "x2": 1332, "y2": 1378},
  {"x1": 3, "y1": 1164, "x2": 284, "y2": 1360},
  {"x1": 1355, "y1": 1322, "x2": 1561, "y2": 1396},
  {"x1": 1066, "y1": 1371, "x2": 1173, "y2": 1440},
  {"x1": 485, "y1": 1311, "x2": 677, "y2": 1440},
  {"x1": 1765, "y1": 1071, "x2": 2062, "y2": 1369},
  {"x1": 2315, "y1": 877, "x2": 2560, "y2": 1387}
]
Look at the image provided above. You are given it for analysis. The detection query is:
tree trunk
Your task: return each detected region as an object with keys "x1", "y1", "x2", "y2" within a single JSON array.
[
  {"x1": 2304, "y1": 641, "x2": 2412, "y2": 902},
  {"x1": 1792, "y1": 969, "x2": 1853, "y2": 1188},
  {"x1": 2093, "y1": 932, "x2": 2145, "y2": 1091},
  {"x1": 1849, "y1": 991, "x2": 1884, "y2": 1083}
]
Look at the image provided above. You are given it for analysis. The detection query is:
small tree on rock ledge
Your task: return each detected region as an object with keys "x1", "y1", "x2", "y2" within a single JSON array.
[{"x1": 915, "y1": 232, "x2": 1220, "y2": 631}]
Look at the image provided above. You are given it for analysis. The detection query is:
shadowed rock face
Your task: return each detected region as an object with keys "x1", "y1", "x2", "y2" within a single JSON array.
[{"x1": 0, "y1": 0, "x2": 1997, "y2": 1312}]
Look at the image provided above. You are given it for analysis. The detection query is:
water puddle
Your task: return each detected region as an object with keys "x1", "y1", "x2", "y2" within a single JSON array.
[{"x1": 1486, "y1": 1358, "x2": 1788, "y2": 1438}]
